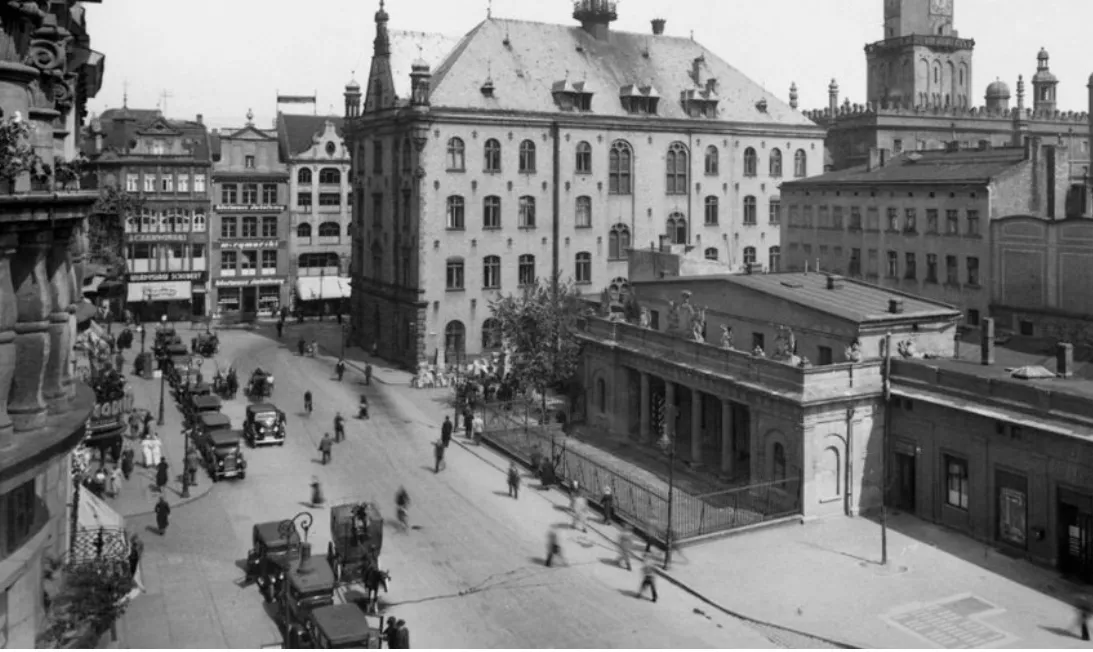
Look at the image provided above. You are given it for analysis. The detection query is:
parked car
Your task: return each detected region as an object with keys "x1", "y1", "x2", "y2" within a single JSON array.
[
  {"x1": 194, "y1": 412, "x2": 246, "y2": 481},
  {"x1": 244, "y1": 403, "x2": 286, "y2": 447}
]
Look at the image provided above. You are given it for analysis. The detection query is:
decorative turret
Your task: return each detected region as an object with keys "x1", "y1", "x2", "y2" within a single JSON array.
[
  {"x1": 1013, "y1": 75, "x2": 1029, "y2": 147},
  {"x1": 984, "y1": 78, "x2": 1010, "y2": 112},
  {"x1": 573, "y1": 0, "x2": 617, "y2": 41},
  {"x1": 789, "y1": 82, "x2": 798, "y2": 110},
  {"x1": 245, "y1": 108, "x2": 254, "y2": 127},
  {"x1": 828, "y1": 79, "x2": 839, "y2": 116},
  {"x1": 344, "y1": 75, "x2": 362, "y2": 118},
  {"x1": 1016, "y1": 74, "x2": 1025, "y2": 111},
  {"x1": 1031, "y1": 47, "x2": 1058, "y2": 114},
  {"x1": 410, "y1": 57, "x2": 432, "y2": 109},
  {"x1": 374, "y1": 0, "x2": 390, "y2": 57}
]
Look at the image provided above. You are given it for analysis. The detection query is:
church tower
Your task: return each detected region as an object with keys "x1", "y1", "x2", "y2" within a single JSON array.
[
  {"x1": 364, "y1": 0, "x2": 395, "y2": 113},
  {"x1": 866, "y1": 0, "x2": 975, "y2": 108},
  {"x1": 1031, "y1": 48, "x2": 1058, "y2": 115}
]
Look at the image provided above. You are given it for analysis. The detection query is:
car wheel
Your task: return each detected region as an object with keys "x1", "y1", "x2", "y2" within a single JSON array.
[
  {"x1": 238, "y1": 472, "x2": 246, "y2": 480},
  {"x1": 278, "y1": 441, "x2": 285, "y2": 447}
]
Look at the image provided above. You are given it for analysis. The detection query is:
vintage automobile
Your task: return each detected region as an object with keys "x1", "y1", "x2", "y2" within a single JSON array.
[
  {"x1": 188, "y1": 394, "x2": 222, "y2": 421},
  {"x1": 245, "y1": 520, "x2": 299, "y2": 603},
  {"x1": 244, "y1": 403, "x2": 286, "y2": 447},
  {"x1": 153, "y1": 327, "x2": 179, "y2": 356},
  {"x1": 192, "y1": 332, "x2": 219, "y2": 357},
  {"x1": 194, "y1": 412, "x2": 246, "y2": 481},
  {"x1": 279, "y1": 554, "x2": 337, "y2": 648},
  {"x1": 166, "y1": 354, "x2": 192, "y2": 385},
  {"x1": 213, "y1": 368, "x2": 239, "y2": 400},
  {"x1": 327, "y1": 502, "x2": 383, "y2": 582},
  {"x1": 297, "y1": 604, "x2": 383, "y2": 649},
  {"x1": 245, "y1": 368, "x2": 274, "y2": 398}
]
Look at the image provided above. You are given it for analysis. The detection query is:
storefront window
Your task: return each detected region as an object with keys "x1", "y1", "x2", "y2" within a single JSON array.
[
  {"x1": 217, "y1": 287, "x2": 241, "y2": 313},
  {"x1": 997, "y1": 471, "x2": 1028, "y2": 548},
  {"x1": 259, "y1": 286, "x2": 280, "y2": 315}
]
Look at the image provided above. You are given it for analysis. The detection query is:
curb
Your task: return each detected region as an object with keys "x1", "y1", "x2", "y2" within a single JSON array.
[
  {"x1": 117, "y1": 481, "x2": 215, "y2": 519},
  {"x1": 314, "y1": 341, "x2": 409, "y2": 387}
]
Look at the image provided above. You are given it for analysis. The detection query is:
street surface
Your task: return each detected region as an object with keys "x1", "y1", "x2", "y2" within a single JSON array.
[{"x1": 119, "y1": 324, "x2": 778, "y2": 649}]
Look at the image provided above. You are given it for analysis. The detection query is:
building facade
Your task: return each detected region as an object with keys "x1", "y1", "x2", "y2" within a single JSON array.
[
  {"x1": 210, "y1": 111, "x2": 291, "y2": 318},
  {"x1": 0, "y1": 1, "x2": 105, "y2": 647},
  {"x1": 779, "y1": 138, "x2": 1070, "y2": 325},
  {"x1": 802, "y1": 0, "x2": 1091, "y2": 216},
  {"x1": 344, "y1": 0, "x2": 825, "y2": 369},
  {"x1": 86, "y1": 108, "x2": 212, "y2": 321},
  {"x1": 276, "y1": 113, "x2": 352, "y2": 316}
]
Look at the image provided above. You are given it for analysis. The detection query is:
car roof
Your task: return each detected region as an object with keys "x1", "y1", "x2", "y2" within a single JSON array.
[
  {"x1": 192, "y1": 395, "x2": 221, "y2": 408},
  {"x1": 286, "y1": 554, "x2": 336, "y2": 592},
  {"x1": 247, "y1": 403, "x2": 279, "y2": 415},
  {"x1": 310, "y1": 604, "x2": 375, "y2": 645},
  {"x1": 207, "y1": 430, "x2": 240, "y2": 447},
  {"x1": 254, "y1": 520, "x2": 296, "y2": 546},
  {"x1": 199, "y1": 413, "x2": 231, "y2": 428}
]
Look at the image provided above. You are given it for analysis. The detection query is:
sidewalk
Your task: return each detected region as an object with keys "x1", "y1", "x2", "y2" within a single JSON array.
[{"x1": 279, "y1": 319, "x2": 414, "y2": 385}]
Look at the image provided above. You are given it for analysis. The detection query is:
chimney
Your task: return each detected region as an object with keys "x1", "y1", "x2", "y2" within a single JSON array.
[
  {"x1": 828, "y1": 78, "x2": 839, "y2": 117},
  {"x1": 980, "y1": 317, "x2": 995, "y2": 365},
  {"x1": 825, "y1": 274, "x2": 844, "y2": 290},
  {"x1": 705, "y1": 78, "x2": 718, "y2": 94},
  {"x1": 887, "y1": 298, "x2": 904, "y2": 314},
  {"x1": 1057, "y1": 342, "x2": 1074, "y2": 378},
  {"x1": 651, "y1": 18, "x2": 665, "y2": 35},
  {"x1": 196, "y1": 114, "x2": 203, "y2": 125},
  {"x1": 867, "y1": 148, "x2": 891, "y2": 171},
  {"x1": 658, "y1": 234, "x2": 672, "y2": 252},
  {"x1": 691, "y1": 56, "x2": 704, "y2": 86}
]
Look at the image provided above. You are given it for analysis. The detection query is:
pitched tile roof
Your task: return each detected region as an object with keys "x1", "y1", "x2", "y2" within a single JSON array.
[
  {"x1": 389, "y1": 29, "x2": 462, "y2": 101},
  {"x1": 277, "y1": 113, "x2": 346, "y2": 158},
  {"x1": 423, "y1": 18, "x2": 814, "y2": 125},
  {"x1": 92, "y1": 108, "x2": 211, "y2": 161},
  {"x1": 644, "y1": 272, "x2": 961, "y2": 324},
  {"x1": 782, "y1": 147, "x2": 1029, "y2": 187}
]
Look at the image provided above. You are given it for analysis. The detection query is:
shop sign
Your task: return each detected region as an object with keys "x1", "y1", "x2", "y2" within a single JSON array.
[
  {"x1": 89, "y1": 394, "x2": 134, "y2": 432},
  {"x1": 215, "y1": 204, "x2": 285, "y2": 212},
  {"x1": 219, "y1": 239, "x2": 283, "y2": 250},
  {"x1": 127, "y1": 271, "x2": 206, "y2": 283},
  {"x1": 215, "y1": 277, "x2": 286, "y2": 288},
  {"x1": 129, "y1": 233, "x2": 189, "y2": 243},
  {"x1": 127, "y1": 281, "x2": 192, "y2": 302}
]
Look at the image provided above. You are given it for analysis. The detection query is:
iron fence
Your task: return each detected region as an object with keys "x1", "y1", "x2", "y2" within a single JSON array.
[
  {"x1": 70, "y1": 526, "x2": 129, "y2": 566},
  {"x1": 672, "y1": 478, "x2": 802, "y2": 539}
]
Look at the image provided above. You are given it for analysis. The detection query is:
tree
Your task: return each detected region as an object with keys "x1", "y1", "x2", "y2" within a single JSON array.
[
  {"x1": 89, "y1": 184, "x2": 144, "y2": 277},
  {"x1": 488, "y1": 277, "x2": 586, "y2": 420},
  {"x1": 38, "y1": 557, "x2": 133, "y2": 648}
]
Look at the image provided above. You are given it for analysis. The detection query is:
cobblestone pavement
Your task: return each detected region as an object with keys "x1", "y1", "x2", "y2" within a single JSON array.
[{"x1": 116, "y1": 326, "x2": 780, "y2": 649}]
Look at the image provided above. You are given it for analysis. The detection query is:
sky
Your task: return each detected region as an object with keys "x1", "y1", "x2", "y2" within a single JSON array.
[{"x1": 84, "y1": 0, "x2": 1093, "y2": 131}]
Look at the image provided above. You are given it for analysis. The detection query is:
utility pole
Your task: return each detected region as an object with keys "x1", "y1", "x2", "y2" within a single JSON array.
[{"x1": 881, "y1": 332, "x2": 893, "y2": 565}]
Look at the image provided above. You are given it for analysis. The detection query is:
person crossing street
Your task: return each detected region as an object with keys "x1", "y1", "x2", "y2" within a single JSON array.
[
  {"x1": 334, "y1": 413, "x2": 346, "y2": 443},
  {"x1": 319, "y1": 433, "x2": 334, "y2": 464},
  {"x1": 617, "y1": 528, "x2": 634, "y2": 571},
  {"x1": 276, "y1": 320, "x2": 283, "y2": 339},
  {"x1": 507, "y1": 461, "x2": 521, "y2": 499},
  {"x1": 433, "y1": 439, "x2": 446, "y2": 473},
  {"x1": 154, "y1": 496, "x2": 171, "y2": 535},
  {"x1": 297, "y1": 337, "x2": 306, "y2": 356},
  {"x1": 545, "y1": 526, "x2": 565, "y2": 567},
  {"x1": 364, "y1": 362, "x2": 373, "y2": 386},
  {"x1": 441, "y1": 416, "x2": 452, "y2": 448},
  {"x1": 336, "y1": 359, "x2": 346, "y2": 382},
  {"x1": 636, "y1": 553, "x2": 658, "y2": 602},
  {"x1": 304, "y1": 390, "x2": 313, "y2": 415},
  {"x1": 310, "y1": 476, "x2": 325, "y2": 507}
]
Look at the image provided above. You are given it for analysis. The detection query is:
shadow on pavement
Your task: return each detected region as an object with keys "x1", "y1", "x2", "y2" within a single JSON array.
[{"x1": 1040, "y1": 625, "x2": 1082, "y2": 640}]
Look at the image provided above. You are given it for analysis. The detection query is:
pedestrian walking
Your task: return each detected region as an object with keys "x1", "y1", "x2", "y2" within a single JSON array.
[
  {"x1": 128, "y1": 532, "x2": 145, "y2": 588},
  {"x1": 154, "y1": 496, "x2": 171, "y2": 535},
  {"x1": 364, "y1": 362, "x2": 373, "y2": 386},
  {"x1": 395, "y1": 619, "x2": 410, "y2": 649},
  {"x1": 120, "y1": 446, "x2": 134, "y2": 481},
  {"x1": 441, "y1": 416, "x2": 452, "y2": 448},
  {"x1": 336, "y1": 359, "x2": 346, "y2": 382},
  {"x1": 106, "y1": 466, "x2": 120, "y2": 497},
  {"x1": 433, "y1": 439, "x2": 445, "y2": 473},
  {"x1": 298, "y1": 337, "x2": 306, "y2": 356},
  {"x1": 545, "y1": 527, "x2": 565, "y2": 567},
  {"x1": 334, "y1": 413, "x2": 345, "y2": 442},
  {"x1": 472, "y1": 413, "x2": 484, "y2": 444},
  {"x1": 276, "y1": 321, "x2": 283, "y2": 339},
  {"x1": 462, "y1": 407, "x2": 473, "y2": 440},
  {"x1": 636, "y1": 554, "x2": 658, "y2": 602},
  {"x1": 507, "y1": 461, "x2": 520, "y2": 499},
  {"x1": 617, "y1": 528, "x2": 634, "y2": 571},
  {"x1": 304, "y1": 390, "x2": 313, "y2": 414},
  {"x1": 383, "y1": 617, "x2": 398, "y2": 648},
  {"x1": 601, "y1": 486, "x2": 615, "y2": 524},
  {"x1": 319, "y1": 433, "x2": 333, "y2": 465},
  {"x1": 336, "y1": 311, "x2": 343, "y2": 325},
  {"x1": 155, "y1": 457, "x2": 169, "y2": 492},
  {"x1": 1076, "y1": 598, "x2": 1092, "y2": 641},
  {"x1": 570, "y1": 484, "x2": 588, "y2": 533},
  {"x1": 186, "y1": 447, "x2": 201, "y2": 487},
  {"x1": 310, "y1": 476, "x2": 325, "y2": 507}
]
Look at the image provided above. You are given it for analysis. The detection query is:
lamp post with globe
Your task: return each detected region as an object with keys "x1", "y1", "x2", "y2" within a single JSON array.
[
  {"x1": 156, "y1": 315, "x2": 167, "y2": 426},
  {"x1": 279, "y1": 511, "x2": 314, "y2": 647}
]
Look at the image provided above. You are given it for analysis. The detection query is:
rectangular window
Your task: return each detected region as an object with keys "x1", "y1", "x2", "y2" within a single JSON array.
[
  {"x1": 867, "y1": 249, "x2": 878, "y2": 276},
  {"x1": 220, "y1": 216, "x2": 237, "y2": 238},
  {"x1": 194, "y1": 174, "x2": 206, "y2": 193},
  {"x1": 768, "y1": 198, "x2": 781, "y2": 225},
  {"x1": 818, "y1": 205, "x2": 830, "y2": 228},
  {"x1": 945, "y1": 455, "x2": 969, "y2": 510},
  {"x1": 865, "y1": 206, "x2": 879, "y2": 231},
  {"x1": 319, "y1": 193, "x2": 341, "y2": 206},
  {"x1": 966, "y1": 209, "x2": 980, "y2": 236},
  {"x1": 518, "y1": 255, "x2": 535, "y2": 286},
  {"x1": 144, "y1": 175, "x2": 155, "y2": 193},
  {"x1": 220, "y1": 250, "x2": 237, "y2": 271},
  {"x1": 297, "y1": 192, "x2": 312, "y2": 208},
  {"x1": 887, "y1": 207, "x2": 899, "y2": 231},
  {"x1": 904, "y1": 208, "x2": 917, "y2": 232},
  {"x1": 372, "y1": 194, "x2": 383, "y2": 227},
  {"x1": 997, "y1": 472, "x2": 1028, "y2": 549},
  {"x1": 482, "y1": 256, "x2": 501, "y2": 289},
  {"x1": 126, "y1": 174, "x2": 139, "y2": 192},
  {"x1": 817, "y1": 346, "x2": 833, "y2": 365},
  {"x1": 946, "y1": 254, "x2": 958, "y2": 284},
  {"x1": 967, "y1": 256, "x2": 980, "y2": 286},
  {"x1": 261, "y1": 250, "x2": 277, "y2": 272},
  {"x1": 241, "y1": 216, "x2": 258, "y2": 238},
  {"x1": 192, "y1": 244, "x2": 204, "y2": 259},
  {"x1": 373, "y1": 141, "x2": 384, "y2": 174},
  {"x1": 849, "y1": 248, "x2": 861, "y2": 276},
  {"x1": 221, "y1": 184, "x2": 237, "y2": 204},
  {"x1": 242, "y1": 183, "x2": 258, "y2": 204},
  {"x1": 575, "y1": 253, "x2": 592, "y2": 283},
  {"x1": 177, "y1": 174, "x2": 190, "y2": 192},
  {"x1": 832, "y1": 206, "x2": 844, "y2": 230},
  {"x1": 926, "y1": 253, "x2": 938, "y2": 283},
  {"x1": 946, "y1": 209, "x2": 959, "y2": 234},
  {"x1": 968, "y1": 309, "x2": 981, "y2": 326},
  {"x1": 787, "y1": 205, "x2": 798, "y2": 227},
  {"x1": 4, "y1": 479, "x2": 37, "y2": 554},
  {"x1": 261, "y1": 216, "x2": 277, "y2": 238},
  {"x1": 886, "y1": 250, "x2": 898, "y2": 278},
  {"x1": 575, "y1": 197, "x2": 591, "y2": 229},
  {"x1": 893, "y1": 139, "x2": 903, "y2": 153},
  {"x1": 161, "y1": 175, "x2": 173, "y2": 192},
  {"x1": 802, "y1": 206, "x2": 813, "y2": 228},
  {"x1": 518, "y1": 197, "x2": 536, "y2": 228},
  {"x1": 446, "y1": 260, "x2": 464, "y2": 290},
  {"x1": 904, "y1": 252, "x2": 916, "y2": 279},
  {"x1": 849, "y1": 206, "x2": 862, "y2": 230},
  {"x1": 244, "y1": 155, "x2": 255, "y2": 169},
  {"x1": 752, "y1": 332, "x2": 765, "y2": 351},
  {"x1": 240, "y1": 250, "x2": 257, "y2": 271},
  {"x1": 262, "y1": 183, "x2": 278, "y2": 204}
]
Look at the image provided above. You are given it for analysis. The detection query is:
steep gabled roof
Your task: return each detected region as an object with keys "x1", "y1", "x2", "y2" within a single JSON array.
[
  {"x1": 277, "y1": 113, "x2": 346, "y2": 159},
  {"x1": 91, "y1": 107, "x2": 211, "y2": 161},
  {"x1": 782, "y1": 147, "x2": 1029, "y2": 187},
  {"x1": 388, "y1": 29, "x2": 462, "y2": 101}
]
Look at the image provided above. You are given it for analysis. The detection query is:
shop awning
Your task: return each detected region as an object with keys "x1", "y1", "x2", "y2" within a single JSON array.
[
  {"x1": 128, "y1": 280, "x2": 192, "y2": 302},
  {"x1": 295, "y1": 276, "x2": 351, "y2": 301},
  {"x1": 73, "y1": 300, "x2": 97, "y2": 324},
  {"x1": 82, "y1": 275, "x2": 104, "y2": 296},
  {"x1": 72, "y1": 488, "x2": 128, "y2": 563}
]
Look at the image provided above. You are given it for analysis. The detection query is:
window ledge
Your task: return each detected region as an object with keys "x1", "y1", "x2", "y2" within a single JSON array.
[
  {"x1": 446, "y1": 227, "x2": 466, "y2": 232},
  {"x1": 482, "y1": 226, "x2": 502, "y2": 231},
  {"x1": 482, "y1": 286, "x2": 500, "y2": 291},
  {"x1": 819, "y1": 496, "x2": 842, "y2": 505},
  {"x1": 575, "y1": 280, "x2": 592, "y2": 285},
  {"x1": 446, "y1": 168, "x2": 465, "y2": 173},
  {"x1": 704, "y1": 172, "x2": 719, "y2": 177},
  {"x1": 742, "y1": 222, "x2": 758, "y2": 227},
  {"x1": 519, "y1": 169, "x2": 537, "y2": 175},
  {"x1": 704, "y1": 221, "x2": 719, "y2": 227},
  {"x1": 575, "y1": 170, "x2": 592, "y2": 176},
  {"x1": 574, "y1": 224, "x2": 592, "y2": 229},
  {"x1": 518, "y1": 225, "x2": 537, "y2": 230},
  {"x1": 483, "y1": 169, "x2": 502, "y2": 175},
  {"x1": 446, "y1": 287, "x2": 466, "y2": 293}
]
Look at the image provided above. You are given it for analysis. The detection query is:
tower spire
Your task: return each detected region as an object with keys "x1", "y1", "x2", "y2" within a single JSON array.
[{"x1": 374, "y1": 0, "x2": 391, "y2": 57}]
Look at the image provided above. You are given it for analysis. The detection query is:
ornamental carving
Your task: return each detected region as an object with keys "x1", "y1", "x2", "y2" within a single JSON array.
[
  {"x1": 50, "y1": 72, "x2": 75, "y2": 110},
  {"x1": 412, "y1": 135, "x2": 427, "y2": 152},
  {"x1": 27, "y1": 36, "x2": 63, "y2": 72},
  {"x1": 0, "y1": 1, "x2": 46, "y2": 65}
]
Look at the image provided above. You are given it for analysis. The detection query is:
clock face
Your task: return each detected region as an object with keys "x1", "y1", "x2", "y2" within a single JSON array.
[{"x1": 930, "y1": 0, "x2": 953, "y2": 15}]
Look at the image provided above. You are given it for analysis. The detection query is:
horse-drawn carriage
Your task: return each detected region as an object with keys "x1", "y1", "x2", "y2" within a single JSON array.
[
  {"x1": 245, "y1": 368, "x2": 274, "y2": 398},
  {"x1": 192, "y1": 332, "x2": 219, "y2": 357},
  {"x1": 213, "y1": 368, "x2": 238, "y2": 400},
  {"x1": 327, "y1": 502, "x2": 384, "y2": 584}
]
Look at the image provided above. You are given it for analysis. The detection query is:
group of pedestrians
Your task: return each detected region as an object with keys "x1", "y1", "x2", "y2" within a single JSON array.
[{"x1": 382, "y1": 616, "x2": 411, "y2": 648}]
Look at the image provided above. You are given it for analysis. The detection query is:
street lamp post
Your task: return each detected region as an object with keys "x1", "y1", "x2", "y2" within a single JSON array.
[
  {"x1": 156, "y1": 315, "x2": 167, "y2": 427},
  {"x1": 341, "y1": 323, "x2": 348, "y2": 360},
  {"x1": 658, "y1": 404, "x2": 677, "y2": 570},
  {"x1": 137, "y1": 324, "x2": 145, "y2": 356},
  {"x1": 278, "y1": 511, "x2": 314, "y2": 646}
]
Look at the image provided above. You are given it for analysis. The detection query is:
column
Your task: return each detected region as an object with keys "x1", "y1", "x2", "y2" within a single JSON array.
[
  {"x1": 10, "y1": 230, "x2": 52, "y2": 433},
  {"x1": 70, "y1": 222, "x2": 87, "y2": 294},
  {"x1": 44, "y1": 227, "x2": 75, "y2": 412},
  {"x1": 720, "y1": 400, "x2": 735, "y2": 477},
  {"x1": 663, "y1": 380, "x2": 676, "y2": 446},
  {"x1": 691, "y1": 388, "x2": 703, "y2": 465},
  {"x1": 639, "y1": 371, "x2": 650, "y2": 442},
  {"x1": 0, "y1": 232, "x2": 19, "y2": 452}
]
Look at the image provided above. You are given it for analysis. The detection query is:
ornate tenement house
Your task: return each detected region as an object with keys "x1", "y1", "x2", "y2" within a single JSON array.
[
  {"x1": 84, "y1": 107, "x2": 213, "y2": 321},
  {"x1": 344, "y1": 0, "x2": 825, "y2": 369},
  {"x1": 275, "y1": 113, "x2": 352, "y2": 316},
  {"x1": 0, "y1": 1, "x2": 105, "y2": 647},
  {"x1": 800, "y1": 0, "x2": 1091, "y2": 216},
  {"x1": 209, "y1": 111, "x2": 291, "y2": 318}
]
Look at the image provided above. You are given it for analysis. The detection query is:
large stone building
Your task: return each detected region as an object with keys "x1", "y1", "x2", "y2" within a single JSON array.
[
  {"x1": 275, "y1": 113, "x2": 352, "y2": 316},
  {"x1": 209, "y1": 111, "x2": 291, "y2": 318},
  {"x1": 0, "y1": 1, "x2": 105, "y2": 646},
  {"x1": 778, "y1": 137, "x2": 1070, "y2": 325},
  {"x1": 343, "y1": 0, "x2": 826, "y2": 369},
  {"x1": 802, "y1": 0, "x2": 1091, "y2": 216},
  {"x1": 85, "y1": 107, "x2": 213, "y2": 321}
]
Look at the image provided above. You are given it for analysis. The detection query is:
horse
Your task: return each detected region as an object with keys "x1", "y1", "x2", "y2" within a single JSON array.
[{"x1": 361, "y1": 567, "x2": 391, "y2": 614}]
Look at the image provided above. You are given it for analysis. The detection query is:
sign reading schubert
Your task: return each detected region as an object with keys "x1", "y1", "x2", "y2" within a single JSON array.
[{"x1": 127, "y1": 271, "x2": 206, "y2": 282}]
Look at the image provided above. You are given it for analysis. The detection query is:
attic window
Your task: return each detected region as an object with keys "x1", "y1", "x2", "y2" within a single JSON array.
[
  {"x1": 551, "y1": 80, "x2": 594, "y2": 112},
  {"x1": 680, "y1": 87, "x2": 719, "y2": 118},
  {"x1": 481, "y1": 79, "x2": 495, "y2": 97},
  {"x1": 620, "y1": 84, "x2": 660, "y2": 115},
  {"x1": 755, "y1": 99, "x2": 768, "y2": 113}
]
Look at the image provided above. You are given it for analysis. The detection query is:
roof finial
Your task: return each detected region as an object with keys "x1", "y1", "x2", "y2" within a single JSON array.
[
  {"x1": 245, "y1": 108, "x2": 254, "y2": 126},
  {"x1": 487, "y1": 0, "x2": 492, "y2": 18},
  {"x1": 122, "y1": 80, "x2": 128, "y2": 108},
  {"x1": 417, "y1": 44, "x2": 423, "y2": 58}
]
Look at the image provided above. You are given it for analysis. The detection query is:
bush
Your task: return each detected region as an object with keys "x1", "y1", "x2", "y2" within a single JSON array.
[{"x1": 38, "y1": 557, "x2": 132, "y2": 648}]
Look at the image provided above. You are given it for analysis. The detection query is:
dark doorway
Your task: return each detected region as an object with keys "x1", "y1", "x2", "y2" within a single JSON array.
[
  {"x1": 892, "y1": 452, "x2": 916, "y2": 512},
  {"x1": 192, "y1": 293, "x2": 205, "y2": 317},
  {"x1": 242, "y1": 287, "x2": 258, "y2": 313},
  {"x1": 1058, "y1": 489, "x2": 1093, "y2": 582}
]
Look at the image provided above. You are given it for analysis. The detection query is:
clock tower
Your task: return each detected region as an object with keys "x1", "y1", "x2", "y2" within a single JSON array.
[{"x1": 868, "y1": 0, "x2": 974, "y2": 108}]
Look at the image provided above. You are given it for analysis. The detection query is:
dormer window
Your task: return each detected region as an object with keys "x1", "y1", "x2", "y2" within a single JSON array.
[
  {"x1": 619, "y1": 84, "x2": 660, "y2": 115},
  {"x1": 551, "y1": 80, "x2": 594, "y2": 112},
  {"x1": 680, "y1": 87, "x2": 720, "y2": 118}
]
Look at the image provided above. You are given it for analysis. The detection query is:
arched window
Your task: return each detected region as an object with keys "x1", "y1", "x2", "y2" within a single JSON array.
[
  {"x1": 608, "y1": 140, "x2": 632, "y2": 195},
  {"x1": 575, "y1": 141, "x2": 592, "y2": 174},
  {"x1": 481, "y1": 318, "x2": 501, "y2": 350},
  {"x1": 704, "y1": 247, "x2": 718, "y2": 260},
  {"x1": 769, "y1": 148, "x2": 783, "y2": 177},
  {"x1": 608, "y1": 277, "x2": 630, "y2": 303},
  {"x1": 297, "y1": 168, "x2": 312, "y2": 184},
  {"x1": 743, "y1": 246, "x2": 757, "y2": 266},
  {"x1": 596, "y1": 377, "x2": 606, "y2": 413},
  {"x1": 794, "y1": 149, "x2": 807, "y2": 177},
  {"x1": 772, "y1": 442, "x2": 786, "y2": 483},
  {"x1": 296, "y1": 223, "x2": 312, "y2": 238},
  {"x1": 483, "y1": 195, "x2": 501, "y2": 229},
  {"x1": 318, "y1": 221, "x2": 340, "y2": 237},
  {"x1": 575, "y1": 196, "x2": 592, "y2": 228},
  {"x1": 743, "y1": 147, "x2": 758, "y2": 176},
  {"x1": 518, "y1": 140, "x2": 536, "y2": 173},
  {"x1": 575, "y1": 251, "x2": 592, "y2": 283},
  {"x1": 318, "y1": 168, "x2": 340, "y2": 184},
  {"x1": 193, "y1": 210, "x2": 206, "y2": 232},
  {"x1": 704, "y1": 196, "x2": 719, "y2": 225},
  {"x1": 822, "y1": 446, "x2": 841, "y2": 497},
  {"x1": 743, "y1": 196, "x2": 757, "y2": 225},
  {"x1": 666, "y1": 142, "x2": 688, "y2": 194},
  {"x1": 704, "y1": 145, "x2": 719, "y2": 175},
  {"x1": 518, "y1": 254, "x2": 536, "y2": 286},
  {"x1": 447, "y1": 137, "x2": 465, "y2": 170},
  {"x1": 608, "y1": 224, "x2": 630, "y2": 260},
  {"x1": 518, "y1": 196, "x2": 536, "y2": 228},
  {"x1": 768, "y1": 246, "x2": 781, "y2": 272},
  {"x1": 666, "y1": 212, "x2": 687, "y2": 244},
  {"x1": 446, "y1": 195, "x2": 465, "y2": 229},
  {"x1": 484, "y1": 138, "x2": 502, "y2": 172},
  {"x1": 444, "y1": 320, "x2": 466, "y2": 355}
]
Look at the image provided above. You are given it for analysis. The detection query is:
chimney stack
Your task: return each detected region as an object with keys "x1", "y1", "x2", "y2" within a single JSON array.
[
  {"x1": 828, "y1": 78, "x2": 839, "y2": 117},
  {"x1": 1057, "y1": 342, "x2": 1075, "y2": 378},
  {"x1": 980, "y1": 317, "x2": 995, "y2": 365},
  {"x1": 826, "y1": 274, "x2": 844, "y2": 290},
  {"x1": 651, "y1": 18, "x2": 665, "y2": 35},
  {"x1": 888, "y1": 298, "x2": 904, "y2": 314}
]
